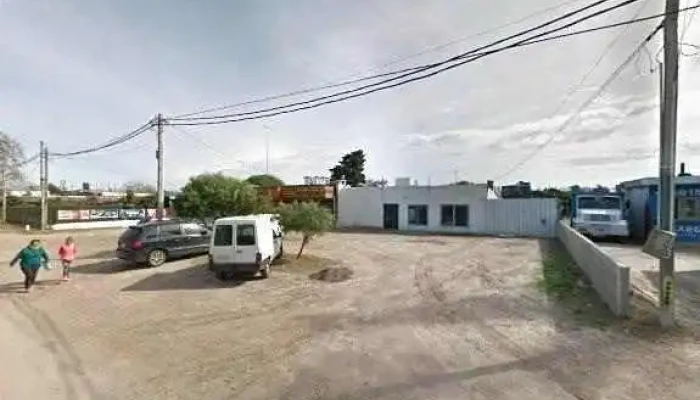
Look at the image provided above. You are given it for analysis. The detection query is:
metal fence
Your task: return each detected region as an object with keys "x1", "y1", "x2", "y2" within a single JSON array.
[{"x1": 479, "y1": 198, "x2": 559, "y2": 238}]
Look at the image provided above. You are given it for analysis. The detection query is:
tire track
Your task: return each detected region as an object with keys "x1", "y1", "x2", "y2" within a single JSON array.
[{"x1": 10, "y1": 297, "x2": 104, "y2": 400}]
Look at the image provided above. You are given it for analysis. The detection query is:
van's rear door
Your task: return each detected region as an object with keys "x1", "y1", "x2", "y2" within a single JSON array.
[
  {"x1": 211, "y1": 223, "x2": 234, "y2": 264},
  {"x1": 233, "y1": 223, "x2": 258, "y2": 264}
]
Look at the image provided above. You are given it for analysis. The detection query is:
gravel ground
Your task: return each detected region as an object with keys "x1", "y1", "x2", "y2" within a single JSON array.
[{"x1": 1, "y1": 230, "x2": 699, "y2": 399}]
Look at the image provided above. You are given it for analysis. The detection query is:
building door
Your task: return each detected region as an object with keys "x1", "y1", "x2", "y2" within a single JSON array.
[{"x1": 383, "y1": 204, "x2": 399, "y2": 230}]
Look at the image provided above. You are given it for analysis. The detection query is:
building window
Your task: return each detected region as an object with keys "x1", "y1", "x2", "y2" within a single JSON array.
[
  {"x1": 677, "y1": 197, "x2": 700, "y2": 221},
  {"x1": 441, "y1": 204, "x2": 469, "y2": 227},
  {"x1": 408, "y1": 205, "x2": 428, "y2": 225}
]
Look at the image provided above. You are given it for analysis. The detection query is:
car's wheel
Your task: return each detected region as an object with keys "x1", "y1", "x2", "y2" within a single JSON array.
[
  {"x1": 260, "y1": 260, "x2": 271, "y2": 279},
  {"x1": 147, "y1": 249, "x2": 167, "y2": 267}
]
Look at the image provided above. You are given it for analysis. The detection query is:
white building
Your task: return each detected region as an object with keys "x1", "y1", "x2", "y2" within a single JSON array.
[{"x1": 337, "y1": 178, "x2": 558, "y2": 237}]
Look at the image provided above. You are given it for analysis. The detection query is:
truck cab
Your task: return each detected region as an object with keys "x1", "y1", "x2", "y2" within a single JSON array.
[{"x1": 570, "y1": 190, "x2": 629, "y2": 239}]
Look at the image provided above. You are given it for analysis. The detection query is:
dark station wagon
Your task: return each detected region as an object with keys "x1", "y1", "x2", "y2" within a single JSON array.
[{"x1": 116, "y1": 220, "x2": 211, "y2": 267}]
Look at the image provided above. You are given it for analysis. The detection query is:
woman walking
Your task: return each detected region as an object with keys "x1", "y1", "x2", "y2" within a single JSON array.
[{"x1": 9, "y1": 239, "x2": 50, "y2": 293}]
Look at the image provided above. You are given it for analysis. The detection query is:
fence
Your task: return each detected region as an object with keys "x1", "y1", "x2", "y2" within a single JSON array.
[
  {"x1": 480, "y1": 198, "x2": 558, "y2": 237},
  {"x1": 556, "y1": 221, "x2": 631, "y2": 317}
]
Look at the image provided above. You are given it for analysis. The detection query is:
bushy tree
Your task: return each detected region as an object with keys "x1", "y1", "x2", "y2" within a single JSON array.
[
  {"x1": 277, "y1": 201, "x2": 334, "y2": 258},
  {"x1": 329, "y1": 149, "x2": 366, "y2": 187},
  {"x1": 246, "y1": 174, "x2": 284, "y2": 187},
  {"x1": 174, "y1": 173, "x2": 268, "y2": 219}
]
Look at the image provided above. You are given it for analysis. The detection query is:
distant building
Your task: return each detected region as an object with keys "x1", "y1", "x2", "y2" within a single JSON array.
[
  {"x1": 500, "y1": 181, "x2": 532, "y2": 198},
  {"x1": 619, "y1": 163, "x2": 700, "y2": 243}
]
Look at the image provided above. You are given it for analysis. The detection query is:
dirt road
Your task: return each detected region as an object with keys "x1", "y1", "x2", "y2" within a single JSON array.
[{"x1": 1, "y1": 230, "x2": 698, "y2": 399}]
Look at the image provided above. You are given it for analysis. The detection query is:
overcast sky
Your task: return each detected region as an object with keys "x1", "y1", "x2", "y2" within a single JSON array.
[{"x1": 1, "y1": 0, "x2": 699, "y2": 190}]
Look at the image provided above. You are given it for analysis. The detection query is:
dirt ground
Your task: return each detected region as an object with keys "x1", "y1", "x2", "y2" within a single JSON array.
[
  {"x1": 600, "y1": 242, "x2": 700, "y2": 329},
  {"x1": 1, "y1": 230, "x2": 699, "y2": 400}
]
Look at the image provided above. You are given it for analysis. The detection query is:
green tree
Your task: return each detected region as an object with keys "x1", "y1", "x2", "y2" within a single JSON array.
[
  {"x1": 329, "y1": 149, "x2": 366, "y2": 187},
  {"x1": 246, "y1": 174, "x2": 284, "y2": 187},
  {"x1": 277, "y1": 201, "x2": 334, "y2": 259},
  {"x1": 174, "y1": 173, "x2": 268, "y2": 219},
  {"x1": 122, "y1": 189, "x2": 135, "y2": 206}
]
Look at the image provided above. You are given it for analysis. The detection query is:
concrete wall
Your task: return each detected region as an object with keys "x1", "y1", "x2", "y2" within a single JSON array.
[
  {"x1": 556, "y1": 221, "x2": 631, "y2": 317},
  {"x1": 51, "y1": 220, "x2": 141, "y2": 231}
]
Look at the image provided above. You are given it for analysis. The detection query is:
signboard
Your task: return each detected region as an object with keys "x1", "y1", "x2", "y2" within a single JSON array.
[
  {"x1": 257, "y1": 185, "x2": 333, "y2": 202},
  {"x1": 56, "y1": 208, "x2": 165, "y2": 222},
  {"x1": 643, "y1": 228, "x2": 676, "y2": 260},
  {"x1": 280, "y1": 185, "x2": 333, "y2": 201}
]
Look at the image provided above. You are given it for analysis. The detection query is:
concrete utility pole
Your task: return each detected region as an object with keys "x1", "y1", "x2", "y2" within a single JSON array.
[
  {"x1": 155, "y1": 113, "x2": 165, "y2": 220},
  {"x1": 1, "y1": 168, "x2": 7, "y2": 225},
  {"x1": 658, "y1": 0, "x2": 680, "y2": 328},
  {"x1": 39, "y1": 141, "x2": 47, "y2": 231}
]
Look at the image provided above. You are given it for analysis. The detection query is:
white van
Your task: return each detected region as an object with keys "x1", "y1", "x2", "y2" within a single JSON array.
[{"x1": 208, "y1": 214, "x2": 283, "y2": 280}]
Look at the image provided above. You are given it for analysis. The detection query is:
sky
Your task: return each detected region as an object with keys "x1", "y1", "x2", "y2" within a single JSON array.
[{"x1": 1, "y1": 0, "x2": 700, "y2": 190}]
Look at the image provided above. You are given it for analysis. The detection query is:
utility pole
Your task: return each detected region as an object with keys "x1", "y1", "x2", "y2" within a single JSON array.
[
  {"x1": 1, "y1": 168, "x2": 7, "y2": 225},
  {"x1": 155, "y1": 113, "x2": 165, "y2": 220},
  {"x1": 39, "y1": 141, "x2": 47, "y2": 231},
  {"x1": 658, "y1": 0, "x2": 680, "y2": 328}
]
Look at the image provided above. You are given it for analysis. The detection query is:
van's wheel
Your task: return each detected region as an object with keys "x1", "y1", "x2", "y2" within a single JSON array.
[
  {"x1": 260, "y1": 261, "x2": 271, "y2": 279},
  {"x1": 147, "y1": 249, "x2": 167, "y2": 267}
]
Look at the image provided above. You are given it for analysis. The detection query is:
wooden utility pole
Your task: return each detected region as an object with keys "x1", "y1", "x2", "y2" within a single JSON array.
[
  {"x1": 1, "y1": 168, "x2": 7, "y2": 225},
  {"x1": 155, "y1": 114, "x2": 165, "y2": 220},
  {"x1": 658, "y1": 0, "x2": 680, "y2": 328},
  {"x1": 39, "y1": 141, "x2": 47, "y2": 231}
]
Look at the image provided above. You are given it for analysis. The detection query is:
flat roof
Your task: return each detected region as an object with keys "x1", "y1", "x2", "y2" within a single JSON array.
[{"x1": 619, "y1": 175, "x2": 700, "y2": 188}]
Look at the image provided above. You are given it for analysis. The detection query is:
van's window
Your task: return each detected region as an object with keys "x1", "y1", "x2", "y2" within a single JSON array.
[
  {"x1": 236, "y1": 224, "x2": 256, "y2": 246},
  {"x1": 214, "y1": 225, "x2": 233, "y2": 246}
]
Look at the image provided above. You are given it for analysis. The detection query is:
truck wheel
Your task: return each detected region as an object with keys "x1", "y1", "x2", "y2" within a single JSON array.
[
  {"x1": 147, "y1": 249, "x2": 167, "y2": 267},
  {"x1": 260, "y1": 261, "x2": 271, "y2": 279}
]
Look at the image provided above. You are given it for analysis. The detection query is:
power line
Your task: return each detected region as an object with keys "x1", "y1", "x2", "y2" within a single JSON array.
[
  {"x1": 171, "y1": 0, "x2": 589, "y2": 119},
  {"x1": 50, "y1": 120, "x2": 154, "y2": 158},
  {"x1": 170, "y1": 2, "x2": 696, "y2": 127},
  {"x1": 494, "y1": 22, "x2": 664, "y2": 181},
  {"x1": 16, "y1": 153, "x2": 40, "y2": 168},
  {"x1": 171, "y1": 0, "x2": 629, "y2": 123}
]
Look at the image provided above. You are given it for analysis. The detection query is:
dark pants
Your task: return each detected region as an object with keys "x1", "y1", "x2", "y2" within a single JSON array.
[{"x1": 20, "y1": 266, "x2": 39, "y2": 291}]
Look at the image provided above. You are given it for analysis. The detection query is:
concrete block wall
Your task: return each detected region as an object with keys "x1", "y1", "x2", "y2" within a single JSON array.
[{"x1": 556, "y1": 221, "x2": 631, "y2": 317}]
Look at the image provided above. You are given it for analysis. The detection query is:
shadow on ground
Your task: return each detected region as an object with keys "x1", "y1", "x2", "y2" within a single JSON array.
[
  {"x1": 71, "y1": 259, "x2": 135, "y2": 275},
  {"x1": 121, "y1": 264, "x2": 259, "y2": 292}
]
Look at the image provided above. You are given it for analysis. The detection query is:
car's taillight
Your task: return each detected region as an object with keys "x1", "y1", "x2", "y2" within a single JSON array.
[
  {"x1": 255, "y1": 252, "x2": 262, "y2": 265},
  {"x1": 131, "y1": 240, "x2": 143, "y2": 250}
]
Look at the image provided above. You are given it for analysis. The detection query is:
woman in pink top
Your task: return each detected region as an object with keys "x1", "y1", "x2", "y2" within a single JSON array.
[{"x1": 58, "y1": 236, "x2": 77, "y2": 281}]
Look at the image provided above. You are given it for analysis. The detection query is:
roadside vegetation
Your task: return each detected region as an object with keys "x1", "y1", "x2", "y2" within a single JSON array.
[{"x1": 538, "y1": 240, "x2": 614, "y2": 329}]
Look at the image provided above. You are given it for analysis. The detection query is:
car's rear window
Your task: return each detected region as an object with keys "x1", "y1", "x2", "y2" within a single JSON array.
[
  {"x1": 214, "y1": 224, "x2": 233, "y2": 246},
  {"x1": 236, "y1": 224, "x2": 256, "y2": 246},
  {"x1": 120, "y1": 227, "x2": 142, "y2": 241}
]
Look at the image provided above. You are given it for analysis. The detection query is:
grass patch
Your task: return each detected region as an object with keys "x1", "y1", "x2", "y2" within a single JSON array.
[{"x1": 538, "y1": 240, "x2": 614, "y2": 329}]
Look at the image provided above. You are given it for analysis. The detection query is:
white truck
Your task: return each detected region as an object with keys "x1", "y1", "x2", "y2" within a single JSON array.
[{"x1": 570, "y1": 191, "x2": 629, "y2": 239}]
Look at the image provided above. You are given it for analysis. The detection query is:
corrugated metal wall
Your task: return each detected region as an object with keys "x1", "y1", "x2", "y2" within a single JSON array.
[
  {"x1": 481, "y1": 198, "x2": 558, "y2": 237},
  {"x1": 624, "y1": 186, "x2": 650, "y2": 241}
]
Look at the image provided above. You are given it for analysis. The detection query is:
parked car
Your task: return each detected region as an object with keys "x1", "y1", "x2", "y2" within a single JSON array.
[
  {"x1": 116, "y1": 219, "x2": 211, "y2": 267},
  {"x1": 208, "y1": 214, "x2": 283, "y2": 280}
]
